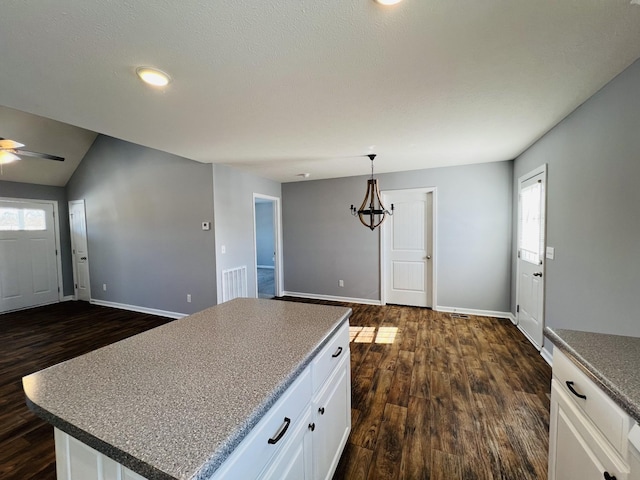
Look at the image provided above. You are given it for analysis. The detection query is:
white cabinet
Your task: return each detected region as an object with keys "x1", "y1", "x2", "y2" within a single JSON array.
[
  {"x1": 549, "y1": 349, "x2": 634, "y2": 480},
  {"x1": 215, "y1": 320, "x2": 350, "y2": 480},
  {"x1": 260, "y1": 408, "x2": 314, "y2": 480},
  {"x1": 54, "y1": 428, "x2": 145, "y2": 480},
  {"x1": 313, "y1": 353, "x2": 351, "y2": 480}
]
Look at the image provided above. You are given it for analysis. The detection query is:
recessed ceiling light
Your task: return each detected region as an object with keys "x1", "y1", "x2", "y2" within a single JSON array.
[
  {"x1": 136, "y1": 67, "x2": 171, "y2": 87},
  {"x1": 374, "y1": 0, "x2": 404, "y2": 5}
]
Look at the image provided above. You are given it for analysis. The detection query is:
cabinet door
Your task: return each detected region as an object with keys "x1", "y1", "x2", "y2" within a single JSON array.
[
  {"x1": 260, "y1": 408, "x2": 313, "y2": 480},
  {"x1": 313, "y1": 355, "x2": 351, "y2": 480},
  {"x1": 549, "y1": 382, "x2": 628, "y2": 480}
]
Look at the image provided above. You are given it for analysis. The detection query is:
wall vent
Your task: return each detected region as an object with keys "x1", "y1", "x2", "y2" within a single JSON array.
[
  {"x1": 450, "y1": 313, "x2": 470, "y2": 319},
  {"x1": 222, "y1": 266, "x2": 248, "y2": 302}
]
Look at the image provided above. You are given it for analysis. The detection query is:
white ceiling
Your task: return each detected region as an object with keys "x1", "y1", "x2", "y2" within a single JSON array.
[{"x1": 1, "y1": 0, "x2": 640, "y2": 186}]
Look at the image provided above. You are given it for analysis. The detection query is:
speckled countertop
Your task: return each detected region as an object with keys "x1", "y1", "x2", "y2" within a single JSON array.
[
  {"x1": 545, "y1": 327, "x2": 640, "y2": 424},
  {"x1": 23, "y1": 298, "x2": 351, "y2": 480}
]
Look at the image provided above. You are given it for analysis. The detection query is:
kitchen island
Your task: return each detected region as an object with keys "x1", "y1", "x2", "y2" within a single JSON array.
[{"x1": 23, "y1": 298, "x2": 352, "y2": 480}]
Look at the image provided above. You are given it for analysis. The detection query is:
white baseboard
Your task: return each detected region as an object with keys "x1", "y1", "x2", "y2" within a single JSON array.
[
  {"x1": 257, "y1": 265, "x2": 275, "y2": 270},
  {"x1": 540, "y1": 346, "x2": 553, "y2": 366},
  {"x1": 282, "y1": 291, "x2": 382, "y2": 306},
  {"x1": 90, "y1": 299, "x2": 187, "y2": 319},
  {"x1": 62, "y1": 295, "x2": 76, "y2": 302},
  {"x1": 435, "y1": 305, "x2": 513, "y2": 320}
]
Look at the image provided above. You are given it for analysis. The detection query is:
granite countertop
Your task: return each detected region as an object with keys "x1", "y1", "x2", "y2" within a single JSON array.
[
  {"x1": 544, "y1": 327, "x2": 640, "y2": 424},
  {"x1": 23, "y1": 298, "x2": 351, "y2": 480}
]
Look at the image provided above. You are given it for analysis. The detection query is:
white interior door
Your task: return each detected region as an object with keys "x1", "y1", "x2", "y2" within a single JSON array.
[
  {"x1": 0, "y1": 199, "x2": 59, "y2": 312},
  {"x1": 69, "y1": 200, "x2": 91, "y2": 302},
  {"x1": 516, "y1": 165, "x2": 547, "y2": 349},
  {"x1": 382, "y1": 189, "x2": 434, "y2": 307}
]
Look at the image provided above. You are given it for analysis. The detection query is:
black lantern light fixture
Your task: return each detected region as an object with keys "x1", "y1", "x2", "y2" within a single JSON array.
[{"x1": 350, "y1": 154, "x2": 394, "y2": 230}]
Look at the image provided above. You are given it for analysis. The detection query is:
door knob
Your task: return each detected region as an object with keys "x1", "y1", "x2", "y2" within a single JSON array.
[
  {"x1": 533, "y1": 272, "x2": 542, "y2": 277},
  {"x1": 426, "y1": 255, "x2": 431, "y2": 260}
]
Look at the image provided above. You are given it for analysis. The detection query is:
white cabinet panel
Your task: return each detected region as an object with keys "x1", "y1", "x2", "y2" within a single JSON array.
[
  {"x1": 260, "y1": 408, "x2": 313, "y2": 480},
  {"x1": 313, "y1": 354, "x2": 351, "y2": 480},
  {"x1": 548, "y1": 350, "x2": 634, "y2": 480}
]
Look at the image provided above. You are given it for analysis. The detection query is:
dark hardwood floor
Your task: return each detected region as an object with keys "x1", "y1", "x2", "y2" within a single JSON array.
[
  {"x1": 0, "y1": 302, "x2": 174, "y2": 480},
  {"x1": 1, "y1": 299, "x2": 551, "y2": 480}
]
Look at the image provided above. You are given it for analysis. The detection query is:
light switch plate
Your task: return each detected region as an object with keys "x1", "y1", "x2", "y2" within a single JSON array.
[{"x1": 546, "y1": 246, "x2": 555, "y2": 260}]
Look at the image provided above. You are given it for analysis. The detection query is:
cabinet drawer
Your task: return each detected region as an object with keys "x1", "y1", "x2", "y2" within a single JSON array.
[
  {"x1": 209, "y1": 368, "x2": 312, "y2": 480},
  {"x1": 312, "y1": 321, "x2": 350, "y2": 392},
  {"x1": 553, "y1": 349, "x2": 631, "y2": 456},
  {"x1": 550, "y1": 381, "x2": 629, "y2": 480}
]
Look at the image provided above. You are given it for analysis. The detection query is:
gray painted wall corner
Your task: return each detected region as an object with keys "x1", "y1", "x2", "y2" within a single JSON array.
[
  {"x1": 66, "y1": 135, "x2": 217, "y2": 314},
  {"x1": 513, "y1": 57, "x2": 640, "y2": 340}
]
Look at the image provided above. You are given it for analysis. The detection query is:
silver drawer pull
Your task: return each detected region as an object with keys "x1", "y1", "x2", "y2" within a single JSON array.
[
  {"x1": 332, "y1": 346, "x2": 343, "y2": 358},
  {"x1": 566, "y1": 381, "x2": 587, "y2": 400},
  {"x1": 267, "y1": 417, "x2": 291, "y2": 445}
]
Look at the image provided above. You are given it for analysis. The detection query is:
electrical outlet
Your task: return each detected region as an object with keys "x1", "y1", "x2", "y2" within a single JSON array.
[
  {"x1": 187, "y1": 294, "x2": 192, "y2": 303},
  {"x1": 103, "y1": 284, "x2": 107, "y2": 291},
  {"x1": 339, "y1": 280, "x2": 344, "y2": 287},
  {"x1": 221, "y1": 245, "x2": 226, "y2": 254}
]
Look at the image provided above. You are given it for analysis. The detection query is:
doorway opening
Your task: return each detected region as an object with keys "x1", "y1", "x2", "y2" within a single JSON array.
[{"x1": 253, "y1": 194, "x2": 282, "y2": 299}]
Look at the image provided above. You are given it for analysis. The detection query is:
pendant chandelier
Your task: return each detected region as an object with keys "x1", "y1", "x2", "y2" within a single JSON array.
[{"x1": 350, "y1": 154, "x2": 394, "y2": 230}]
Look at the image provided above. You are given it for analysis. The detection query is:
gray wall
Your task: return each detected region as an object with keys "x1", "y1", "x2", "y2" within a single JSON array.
[
  {"x1": 213, "y1": 165, "x2": 281, "y2": 300},
  {"x1": 255, "y1": 202, "x2": 275, "y2": 267},
  {"x1": 66, "y1": 135, "x2": 217, "y2": 314},
  {"x1": 0, "y1": 180, "x2": 74, "y2": 296},
  {"x1": 513, "y1": 57, "x2": 640, "y2": 340},
  {"x1": 282, "y1": 161, "x2": 513, "y2": 311}
]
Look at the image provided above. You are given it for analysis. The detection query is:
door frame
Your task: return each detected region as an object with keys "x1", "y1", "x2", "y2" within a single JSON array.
[
  {"x1": 68, "y1": 199, "x2": 91, "y2": 302},
  {"x1": 252, "y1": 193, "x2": 283, "y2": 298},
  {"x1": 380, "y1": 187, "x2": 437, "y2": 307},
  {"x1": 0, "y1": 196, "x2": 64, "y2": 304},
  {"x1": 515, "y1": 164, "x2": 547, "y2": 349}
]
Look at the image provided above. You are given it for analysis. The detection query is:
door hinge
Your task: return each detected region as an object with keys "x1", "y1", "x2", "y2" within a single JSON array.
[
  {"x1": 516, "y1": 305, "x2": 520, "y2": 313},
  {"x1": 55, "y1": 249, "x2": 58, "y2": 255},
  {"x1": 517, "y1": 250, "x2": 521, "y2": 259},
  {"x1": 75, "y1": 283, "x2": 78, "y2": 289}
]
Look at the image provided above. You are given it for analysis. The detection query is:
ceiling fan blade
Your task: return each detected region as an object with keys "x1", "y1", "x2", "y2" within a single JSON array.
[
  {"x1": 0, "y1": 139, "x2": 25, "y2": 149},
  {"x1": 16, "y1": 149, "x2": 65, "y2": 162}
]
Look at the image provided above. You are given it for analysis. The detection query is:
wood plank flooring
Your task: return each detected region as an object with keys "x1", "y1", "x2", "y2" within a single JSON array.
[
  {"x1": 0, "y1": 299, "x2": 551, "y2": 480},
  {"x1": 279, "y1": 299, "x2": 552, "y2": 480}
]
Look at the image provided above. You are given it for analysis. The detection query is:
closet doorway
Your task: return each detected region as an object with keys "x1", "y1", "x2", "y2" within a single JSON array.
[{"x1": 253, "y1": 194, "x2": 282, "y2": 299}]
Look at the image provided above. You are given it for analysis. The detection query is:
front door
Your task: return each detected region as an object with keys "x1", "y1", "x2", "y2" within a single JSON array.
[
  {"x1": 382, "y1": 189, "x2": 434, "y2": 307},
  {"x1": 0, "y1": 199, "x2": 60, "y2": 312},
  {"x1": 516, "y1": 165, "x2": 547, "y2": 349},
  {"x1": 69, "y1": 200, "x2": 91, "y2": 302}
]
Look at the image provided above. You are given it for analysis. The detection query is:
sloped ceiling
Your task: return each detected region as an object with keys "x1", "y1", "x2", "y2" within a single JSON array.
[
  {"x1": 0, "y1": 106, "x2": 97, "y2": 186},
  {"x1": 1, "y1": 0, "x2": 640, "y2": 186}
]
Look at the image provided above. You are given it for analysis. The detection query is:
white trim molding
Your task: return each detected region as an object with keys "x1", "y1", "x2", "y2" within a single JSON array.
[
  {"x1": 282, "y1": 291, "x2": 382, "y2": 306},
  {"x1": 540, "y1": 346, "x2": 553, "y2": 366},
  {"x1": 436, "y1": 305, "x2": 513, "y2": 320},
  {"x1": 90, "y1": 299, "x2": 187, "y2": 319}
]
